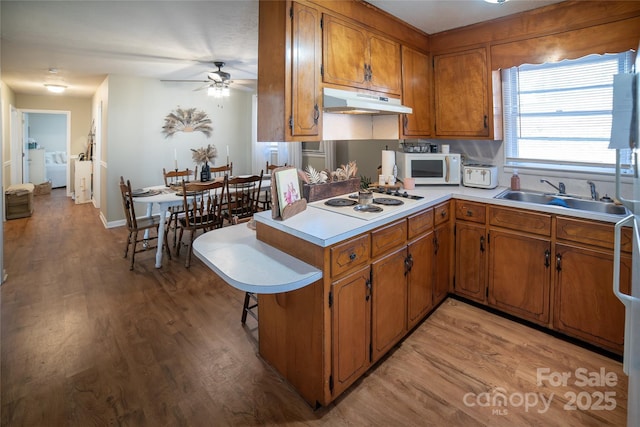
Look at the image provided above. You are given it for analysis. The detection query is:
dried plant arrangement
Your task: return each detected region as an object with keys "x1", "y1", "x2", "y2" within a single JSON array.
[
  {"x1": 190, "y1": 144, "x2": 218, "y2": 164},
  {"x1": 302, "y1": 161, "x2": 358, "y2": 185},
  {"x1": 162, "y1": 107, "x2": 213, "y2": 138}
]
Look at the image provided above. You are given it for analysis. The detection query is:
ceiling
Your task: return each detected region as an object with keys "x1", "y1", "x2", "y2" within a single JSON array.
[{"x1": 0, "y1": 0, "x2": 563, "y2": 98}]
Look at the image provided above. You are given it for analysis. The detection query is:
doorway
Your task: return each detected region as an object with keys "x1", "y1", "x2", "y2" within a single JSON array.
[{"x1": 13, "y1": 109, "x2": 71, "y2": 191}]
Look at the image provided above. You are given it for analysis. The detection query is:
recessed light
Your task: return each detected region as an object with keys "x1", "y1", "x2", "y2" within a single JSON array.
[{"x1": 44, "y1": 84, "x2": 67, "y2": 93}]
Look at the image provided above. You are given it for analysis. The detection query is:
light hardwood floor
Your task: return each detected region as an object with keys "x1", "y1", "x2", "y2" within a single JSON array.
[{"x1": 1, "y1": 189, "x2": 628, "y2": 426}]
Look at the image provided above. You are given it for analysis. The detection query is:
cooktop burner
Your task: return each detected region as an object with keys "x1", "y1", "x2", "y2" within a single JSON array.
[
  {"x1": 354, "y1": 205, "x2": 383, "y2": 213},
  {"x1": 373, "y1": 197, "x2": 404, "y2": 206},
  {"x1": 325, "y1": 198, "x2": 357, "y2": 207}
]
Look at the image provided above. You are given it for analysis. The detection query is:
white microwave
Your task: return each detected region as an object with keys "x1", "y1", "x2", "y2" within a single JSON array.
[{"x1": 396, "y1": 152, "x2": 461, "y2": 185}]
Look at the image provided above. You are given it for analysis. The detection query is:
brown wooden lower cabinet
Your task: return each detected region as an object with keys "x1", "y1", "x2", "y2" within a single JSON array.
[
  {"x1": 256, "y1": 201, "x2": 631, "y2": 408},
  {"x1": 487, "y1": 229, "x2": 551, "y2": 325},
  {"x1": 407, "y1": 232, "x2": 434, "y2": 329},
  {"x1": 331, "y1": 265, "x2": 371, "y2": 398},
  {"x1": 553, "y1": 243, "x2": 632, "y2": 354},
  {"x1": 432, "y1": 223, "x2": 452, "y2": 305},
  {"x1": 371, "y1": 246, "x2": 408, "y2": 362},
  {"x1": 454, "y1": 221, "x2": 486, "y2": 302}
]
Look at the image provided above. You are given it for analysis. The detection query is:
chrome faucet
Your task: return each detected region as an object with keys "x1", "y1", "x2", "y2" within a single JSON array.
[
  {"x1": 540, "y1": 179, "x2": 566, "y2": 194},
  {"x1": 587, "y1": 181, "x2": 598, "y2": 200}
]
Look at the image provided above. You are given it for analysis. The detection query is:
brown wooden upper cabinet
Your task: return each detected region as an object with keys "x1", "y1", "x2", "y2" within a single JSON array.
[
  {"x1": 401, "y1": 46, "x2": 431, "y2": 138},
  {"x1": 258, "y1": 1, "x2": 322, "y2": 142},
  {"x1": 323, "y1": 14, "x2": 402, "y2": 96},
  {"x1": 433, "y1": 47, "x2": 494, "y2": 139}
]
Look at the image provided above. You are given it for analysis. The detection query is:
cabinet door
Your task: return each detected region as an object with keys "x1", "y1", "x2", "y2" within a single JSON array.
[
  {"x1": 401, "y1": 46, "x2": 431, "y2": 138},
  {"x1": 433, "y1": 222, "x2": 452, "y2": 305},
  {"x1": 434, "y1": 48, "x2": 489, "y2": 137},
  {"x1": 331, "y1": 265, "x2": 371, "y2": 397},
  {"x1": 488, "y1": 229, "x2": 551, "y2": 325},
  {"x1": 455, "y1": 222, "x2": 486, "y2": 302},
  {"x1": 367, "y1": 33, "x2": 401, "y2": 95},
  {"x1": 371, "y1": 246, "x2": 408, "y2": 362},
  {"x1": 554, "y1": 244, "x2": 631, "y2": 354},
  {"x1": 323, "y1": 15, "x2": 368, "y2": 89},
  {"x1": 407, "y1": 232, "x2": 433, "y2": 329},
  {"x1": 291, "y1": 2, "x2": 321, "y2": 138}
]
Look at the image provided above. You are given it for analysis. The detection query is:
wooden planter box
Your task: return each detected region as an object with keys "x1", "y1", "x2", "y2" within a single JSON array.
[{"x1": 303, "y1": 178, "x2": 360, "y2": 202}]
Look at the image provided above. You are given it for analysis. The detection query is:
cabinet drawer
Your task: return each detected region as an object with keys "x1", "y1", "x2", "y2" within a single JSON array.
[
  {"x1": 433, "y1": 201, "x2": 451, "y2": 226},
  {"x1": 489, "y1": 206, "x2": 551, "y2": 237},
  {"x1": 455, "y1": 200, "x2": 486, "y2": 223},
  {"x1": 371, "y1": 219, "x2": 407, "y2": 258},
  {"x1": 331, "y1": 234, "x2": 371, "y2": 277},
  {"x1": 408, "y1": 208, "x2": 434, "y2": 240},
  {"x1": 556, "y1": 217, "x2": 633, "y2": 252}
]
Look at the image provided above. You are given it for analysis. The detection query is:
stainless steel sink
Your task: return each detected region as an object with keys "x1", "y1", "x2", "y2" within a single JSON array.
[{"x1": 495, "y1": 190, "x2": 629, "y2": 215}]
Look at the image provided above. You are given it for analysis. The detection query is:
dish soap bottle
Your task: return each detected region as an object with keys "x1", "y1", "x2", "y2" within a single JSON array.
[{"x1": 511, "y1": 170, "x2": 521, "y2": 191}]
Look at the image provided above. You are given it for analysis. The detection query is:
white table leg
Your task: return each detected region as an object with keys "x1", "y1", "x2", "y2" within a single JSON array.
[
  {"x1": 143, "y1": 203, "x2": 152, "y2": 240},
  {"x1": 155, "y1": 206, "x2": 168, "y2": 268}
]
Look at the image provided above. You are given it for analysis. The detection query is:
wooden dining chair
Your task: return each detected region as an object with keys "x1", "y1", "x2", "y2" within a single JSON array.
[
  {"x1": 162, "y1": 167, "x2": 196, "y2": 187},
  {"x1": 226, "y1": 171, "x2": 263, "y2": 323},
  {"x1": 225, "y1": 171, "x2": 263, "y2": 225},
  {"x1": 163, "y1": 167, "x2": 197, "y2": 248},
  {"x1": 258, "y1": 162, "x2": 286, "y2": 211},
  {"x1": 119, "y1": 176, "x2": 169, "y2": 270},
  {"x1": 176, "y1": 177, "x2": 227, "y2": 268},
  {"x1": 210, "y1": 162, "x2": 232, "y2": 179}
]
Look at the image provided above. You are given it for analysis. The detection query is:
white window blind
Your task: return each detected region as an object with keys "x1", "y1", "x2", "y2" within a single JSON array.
[{"x1": 502, "y1": 51, "x2": 634, "y2": 173}]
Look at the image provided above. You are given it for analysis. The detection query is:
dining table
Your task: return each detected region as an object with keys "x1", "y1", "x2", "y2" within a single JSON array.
[
  {"x1": 131, "y1": 175, "x2": 270, "y2": 268},
  {"x1": 132, "y1": 185, "x2": 186, "y2": 268}
]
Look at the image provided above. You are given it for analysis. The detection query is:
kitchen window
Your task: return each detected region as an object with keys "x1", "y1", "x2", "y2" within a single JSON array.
[{"x1": 502, "y1": 50, "x2": 634, "y2": 175}]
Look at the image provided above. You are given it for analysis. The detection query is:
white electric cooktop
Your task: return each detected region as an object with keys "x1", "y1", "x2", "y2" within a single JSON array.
[{"x1": 307, "y1": 188, "x2": 423, "y2": 221}]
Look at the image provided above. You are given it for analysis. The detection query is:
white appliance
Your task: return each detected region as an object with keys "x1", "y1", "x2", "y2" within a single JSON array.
[
  {"x1": 307, "y1": 190, "x2": 421, "y2": 221},
  {"x1": 462, "y1": 164, "x2": 498, "y2": 189},
  {"x1": 396, "y1": 152, "x2": 461, "y2": 185},
  {"x1": 323, "y1": 87, "x2": 412, "y2": 115},
  {"x1": 610, "y1": 63, "x2": 639, "y2": 427}
]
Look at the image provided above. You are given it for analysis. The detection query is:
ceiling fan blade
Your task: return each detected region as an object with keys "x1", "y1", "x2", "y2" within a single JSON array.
[{"x1": 161, "y1": 79, "x2": 210, "y2": 83}]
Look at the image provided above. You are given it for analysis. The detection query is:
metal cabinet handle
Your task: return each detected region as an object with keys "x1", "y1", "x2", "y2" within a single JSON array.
[
  {"x1": 544, "y1": 249, "x2": 550, "y2": 267},
  {"x1": 349, "y1": 253, "x2": 357, "y2": 261},
  {"x1": 480, "y1": 235, "x2": 485, "y2": 252},
  {"x1": 404, "y1": 254, "x2": 413, "y2": 276},
  {"x1": 366, "y1": 279, "x2": 371, "y2": 301},
  {"x1": 313, "y1": 104, "x2": 319, "y2": 124},
  {"x1": 483, "y1": 115, "x2": 488, "y2": 129},
  {"x1": 555, "y1": 253, "x2": 562, "y2": 271}
]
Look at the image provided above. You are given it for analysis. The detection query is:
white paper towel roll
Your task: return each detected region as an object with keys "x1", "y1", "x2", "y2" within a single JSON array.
[{"x1": 381, "y1": 150, "x2": 395, "y2": 177}]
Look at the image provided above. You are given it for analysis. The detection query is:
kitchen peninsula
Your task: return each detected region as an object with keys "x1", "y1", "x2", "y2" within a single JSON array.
[{"x1": 194, "y1": 185, "x2": 631, "y2": 407}]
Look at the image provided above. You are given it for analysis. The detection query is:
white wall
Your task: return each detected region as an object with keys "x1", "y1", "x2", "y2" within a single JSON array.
[
  {"x1": 101, "y1": 75, "x2": 254, "y2": 224},
  {"x1": 27, "y1": 112, "x2": 67, "y2": 152}
]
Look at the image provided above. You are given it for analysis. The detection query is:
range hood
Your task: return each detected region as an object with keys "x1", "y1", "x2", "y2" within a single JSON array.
[{"x1": 323, "y1": 87, "x2": 412, "y2": 115}]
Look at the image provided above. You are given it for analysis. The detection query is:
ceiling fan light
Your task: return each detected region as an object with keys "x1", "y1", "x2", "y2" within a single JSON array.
[
  {"x1": 222, "y1": 86, "x2": 230, "y2": 97},
  {"x1": 484, "y1": 0, "x2": 509, "y2": 3},
  {"x1": 45, "y1": 83, "x2": 66, "y2": 93}
]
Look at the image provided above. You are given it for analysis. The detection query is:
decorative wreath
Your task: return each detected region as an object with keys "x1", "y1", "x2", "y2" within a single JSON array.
[{"x1": 162, "y1": 107, "x2": 212, "y2": 138}]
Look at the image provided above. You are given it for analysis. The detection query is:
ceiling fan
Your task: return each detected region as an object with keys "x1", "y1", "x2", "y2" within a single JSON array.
[{"x1": 162, "y1": 61, "x2": 255, "y2": 94}]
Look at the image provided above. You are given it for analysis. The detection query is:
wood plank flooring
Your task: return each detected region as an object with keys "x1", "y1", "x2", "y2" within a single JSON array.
[{"x1": 1, "y1": 189, "x2": 628, "y2": 426}]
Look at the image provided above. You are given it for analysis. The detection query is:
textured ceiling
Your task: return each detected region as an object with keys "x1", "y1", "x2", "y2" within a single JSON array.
[{"x1": 0, "y1": 0, "x2": 562, "y2": 97}]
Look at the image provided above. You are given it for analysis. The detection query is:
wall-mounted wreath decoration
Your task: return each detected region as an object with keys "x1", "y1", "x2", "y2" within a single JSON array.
[{"x1": 162, "y1": 107, "x2": 213, "y2": 138}]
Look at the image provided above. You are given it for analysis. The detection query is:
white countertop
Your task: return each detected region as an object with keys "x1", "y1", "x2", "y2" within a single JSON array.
[
  {"x1": 254, "y1": 184, "x2": 629, "y2": 247},
  {"x1": 194, "y1": 184, "x2": 628, "y2": 294},
  {"x1": 192, "y1": 223, "x2": 322, "y2": 294}
]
